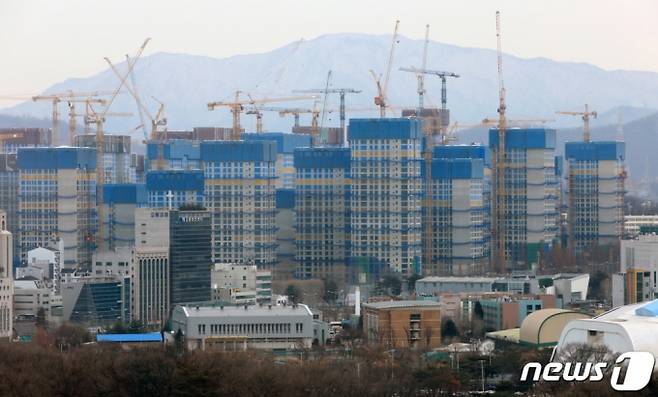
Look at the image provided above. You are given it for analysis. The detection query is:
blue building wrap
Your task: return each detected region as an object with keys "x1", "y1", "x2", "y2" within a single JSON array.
[
  {"x1": 348, "y1": 118, "x2": 422, "y2": 140},
  {"x1": 293, "y1": 147, "x2": 351, "y2": 169},
  {"x1": 147, "y1": 139, "x2": 201, "y2": 161},
  {"x1": 17, "y1": 147, "x2": 96, "y2": 170},
  {"x1": 276, "y1": 189, "x2": 295, "y2": 209},
  {"x1": 103, "y1": 184, "x2": 147, "y2": 204},
  {"x1": 565, "y1": 141, "x2": 625, "y2": 161},
  {"x1": 433, "y1": 144, "x2": 491, "y2": 166},
  {"x1": 242, "y1": 132, "x2": 311, "y2": 154},
  {"x1": 428, "y1": 158, "x2": 485, "y2": 180},
  {"x1": 200, "y1": 140, "x2": 277, "y2": 162},
  {"x1": 146, "y1": 170, "x2": 205, "y2": 192},
  {"x1": 554, "y1": 156, "x2": 563, "y2": 177},
  {"x1": 488, "y1": 128, "x2": 556, "y2": 150}
]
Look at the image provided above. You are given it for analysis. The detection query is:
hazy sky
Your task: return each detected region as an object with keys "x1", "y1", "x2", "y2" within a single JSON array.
[{"x1": 1, "y1": 0, "x2": 656, "y2": 100}]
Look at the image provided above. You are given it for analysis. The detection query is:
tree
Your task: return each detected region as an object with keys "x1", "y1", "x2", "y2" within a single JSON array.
[
  {"x1": 285, "y1": 284, "x2": 301, "y2": 304},
  {"x1": 441, "y1": 319, "x2": 459, "y2": 342},
  {"x1": 471, "y1": 301, "x2": 485, "y2": 338},
  {"x1": 378, "y1": 274, "x2": 402, "y2": 296},
  {"x1": 322, "y1": 278, "x2": 338, "y2": 303},
  {"x1": 406, "y1": 273, "x2": 423, "y2": 293},
  {"x1": 474, "y1": 301, "x2": 484, "y2": 321},
  {"x1": 36, "y1": 307, "x2": 47, "y2": 329}
]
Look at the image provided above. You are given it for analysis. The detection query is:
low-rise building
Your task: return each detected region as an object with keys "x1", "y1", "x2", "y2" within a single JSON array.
[
  {"x1": 211, "y1": 263, "x2": 272, "y2": 304},
  {"x1": 624, "y1": 215, "x2": 658, "y2": 238},
  {"x1": 13, "y1": 279, "x2": 51, "y2": 318},
  {"x1": 170, "y1": 303, "x2": 326, "y2": 351},
  {"x1": 362, "y1": 300, "x2": 441, "y2": 349},
  {"x1": 416, "y1": 276, "x2": 539, "y2": 297},
  {"x1": 92, "y1": 247, "x2": 134, "y2": 278}
]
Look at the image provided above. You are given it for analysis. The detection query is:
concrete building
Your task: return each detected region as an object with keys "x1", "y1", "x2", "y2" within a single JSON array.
[
  {"x1": 202, "y1": 140, "x2": 277, "y2": 266},
  {"x1": 540, "y1": 273, "x2": 590, "y2": 305},
  {"x1": 242, "y1": 132, "x2": 311, "y2": 189},
  {"x1": 625, "y1": 215, "x2": 658, "y2": 238},
  {"x1": 416, "y1": 276, "x2": 539, "y2": 297},
  {"x1": 17, "y1": 147, "x2": 97, "y2": 268},
  {"x1": 101, "y1": 184, "x2": 146, "y2": 251},
  {"x1": 0, "y1": 211, "x2": 13, "y2": 339},
  {"x1": 293, "y1": 147, "x2": 351, "y2": 281},
  {"x1": 0, "y1": 128, "x2": 52, "y2": 152},
  {"x1": 210, "y1": 263, "x2": 272, "y2": 304},
  {"x1": 489, "y1": 128, "x2": 559, "y2": 270},
  {"x1": 13, "y1": 279, "x2": 51, "y2": 318},
  {"x1": 74, "y1": 134, "x2": 135, "y2": 184},
  {"x1": 349, "y1": 118, "x2": 422, "y2": 276},
  {"x1": 19, "y1": 245, "x2": 62, "y2": 289},
  {"x1": 478, "y1": 294, "x2": 559, "y2": 331},
  {"x1": 426, "y1": 157, "x2": 487, "y2": 276},
  {"x1": 612, "y1": 231, "x2": 658, "y2": 306},
  {"x1": 92, "y1": 247, "x2": 133, "y2": 278},
  {"x1": 275, "y1": 189, "x2": 295, "y2": 273},
  {"x1": 565, "y1": 141, "x2": 625, "y2": 252},
  {"x1": 132, "y1": 208, "x2": 170, "y2": 328},
  {"x1": 146, "y1": 170, "x2": 204, "y2": 209},
  {"x1": 554, "y1": 299, "x2": 658, "y2": 362},
  {"x1": 169, "y1": 209, "x2": 212, "y2": 306},
  {"x1": 362, "y1": 300, "x2": 441, "y2": 349},
  {"x1": 171, "y1": 303, "x2": 327, "y2": 351}
]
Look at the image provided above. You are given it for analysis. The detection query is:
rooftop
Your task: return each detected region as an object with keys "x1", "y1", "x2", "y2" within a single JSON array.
[
  {"x1": 96, "y1": 332, "x2": 163, "y2": 343},
  {"x1": 418, "y1": 276, "x2": 498, "y2": 284},
  {"x1": 362, "y1": 300, "x2": 441, "y2": 310},
  {"x1": 176, "y1": 303, "x2": 313, "y2": 318}
]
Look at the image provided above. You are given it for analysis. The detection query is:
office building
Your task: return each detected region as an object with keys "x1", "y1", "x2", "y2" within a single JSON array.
[
  {"x1": 13, "y1": 279, "x2": 51, "y2": 318},
  {"x1": 242, "y1": 132, "x2": 311, "y2": 189},
  {"x1": 211, "y1": 263, "x2": 272, "y2": 304},
  {"x1": 18, "y1": 147, "x2": 97, "y2": 268},
  {"x1": 146, "y1": 169, "x2": 204, "y2": 209},
  {"x1": 612, "y1": 229, "x2": 658, "y2": 306},
  {"x1": 478, "y1": 294, "x2": 559, "y2": 331},
  {"x1": 132, "y1": 208, "x2": 170, "y2": 328},
  {"x1": 171, "y1": 303, "x2": 327, "y2": 351},
  {"x1": 349, "y1": 118, "x2": 422, "y2": 276},
  {"x1": 19, "y1": 245, "x2": 62, "y2": 290},
  {"x1": 0, "y1": 211, "x2": 13, "y2": 340},
  {"x1": 625, "y1": 215, "x2": 658, "y2": 238},
  {"x1": 101, "y1": 184, "x2": 146, "y2": 251},
  {"x1": 61, "y1": 276, "x2": 129, "y2": 326},
  {"x1": 92, "y1": 247, "x2": 133, "y2": 278},
  {"x1": 415, "y1": 276, "x2": 539, "y2": 297},
  {"x1": 169, "y1": 209, "x2": 212, "y2": 306},
  {"x1": 426, "y1": 157, "x2": 487, "y2": 276},
  {"x1": 489, "y1": 128, "x2": 559, "y2": 270},
  {"x1": 74, "y1": 134, "x2": 135, "y2": 183},
  {"x1": 201, "y1": 140, "x2": 277, "y2": 266},
  {"x1": 293, "y1": 147, "x2": 351, "y2": 281},
  {"x1": 565, "y1": 141, "x2": 625, "y2": 252},
  {"x1": 0, "y1": 153, "x2": 19, "y2": 263},
  {"x1": 362, "y1": 300, "x2": 441, "y2": 349}
]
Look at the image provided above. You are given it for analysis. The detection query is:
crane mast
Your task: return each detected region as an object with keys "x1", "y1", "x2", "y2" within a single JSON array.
[
  {"x1": 493, "y1": 10, "x2": 507, "y2": 273},
  {"x1": 418, "y1": 24, "x2": 430, "y2": 112}
]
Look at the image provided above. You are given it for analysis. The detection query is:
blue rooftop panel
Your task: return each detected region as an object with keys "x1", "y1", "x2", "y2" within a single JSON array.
[
  {"x1": 146, "y1": 170, "x2": 205, "y2": 192},
  {"x1": 635, "y1": 299, "x2": 658, "y2": 317},
  {"x1": 147, "y1": 140, "x2": 200, "y2": 160},
  {"x1": 104, "y1": 184, "x2": 147, "y2": 204},
  {"x1": 348, "y1": 118, "x2": 422, "y2": 141},
  {"x1": 428, "y1": 158, "x2": 485, "y2": 180},
  {"x1": 17, "y1": 147, "x2": 97, "y2": 170},
  {"x1": 293, "y1": 147, "x2": 351, "y2": 169},
  {"x1": 96, "y1": 332, "x2": 163, "y2": 343},
  {"x1": 200, "y1": 140, "x2": 277, "y2": 162},
  {"x1": 565, "y1": 141, "x2": 625, "y2": 161},
  {"x1": 488, "y1": 128, "x2": 556, "y2": 150},
  {"x1": 242, "y1": 132, "x2": 311, "y2": 154},
  {"x1": 433, "y1": 144, "x2": 491, "y2": 167}
]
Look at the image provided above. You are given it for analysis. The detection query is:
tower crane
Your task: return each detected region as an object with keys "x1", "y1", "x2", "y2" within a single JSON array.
[
  {"x1": 248, "y1": 105, "x2": 324, "y2": 146},
  {"x1": 105, "y1": 55, "x2": 168, "y2": 168},
  {"x1": 292, "y1": 87, "x2": 361, "y2": 143},
  {"x1": 492, "y1": 10, "x2": 507, "y2": 273},
  {"x1": 66, "y1": 97, "x2": 107, "y2": 144},
  {"x1": 371, "y1": 20, "x2": 400, "y2": 117},
  {"x1": 90, "y1": 38, "x2": 150, "y2": 252},
  {"x1": 208, "y1": 92, "x2": 316, "y2": 140},
  {"x1": 555, "y1": 104, "x2": 597, "y2": 142}
]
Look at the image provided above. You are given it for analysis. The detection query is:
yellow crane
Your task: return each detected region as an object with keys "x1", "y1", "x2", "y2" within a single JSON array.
[
  {"x1": 207, "y1": 92, "x2": 316, "y2": 140},
  {"x1": 91, "y1": 38, "x2": 150, "y2": 251},
  {"x1": 492, "y1": 10, "x2": 508, "y2": 273},
  {"x1": 251, "y1": 106, "x2": 322, "y2": 145},
  {"x1": 555, "y1": 104, "x2": 597, "y2": 142},
  {"x1": 371, "y1": 20, "x2": 400, "y2": 117}
]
